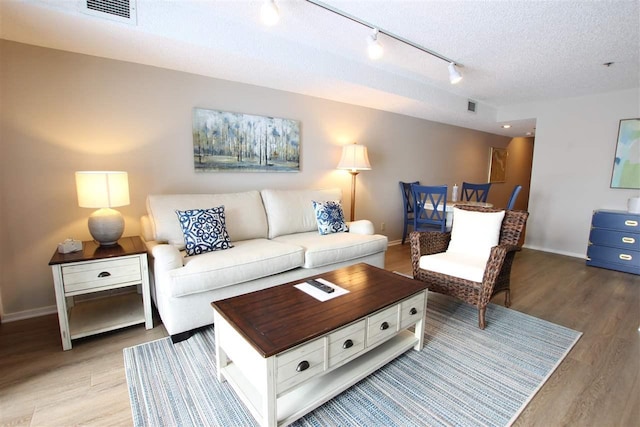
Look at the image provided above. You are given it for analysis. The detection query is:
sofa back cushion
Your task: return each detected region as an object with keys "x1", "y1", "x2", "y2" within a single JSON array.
[
  {"x1": 147, "y1": 191, "x2": 268, "y2": 248},
  {"x1": 261, "y1": 188, "x2": 342, "y2": 239}
]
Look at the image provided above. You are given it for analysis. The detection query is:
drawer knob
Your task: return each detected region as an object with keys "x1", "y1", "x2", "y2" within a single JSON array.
[
  {"x1": 625, "y1": 220, "x2": 638, "y2": 227},
  {"x1": 622, "y1": 237, "x2": 636, "y2": 244},
  {"x1": 98, "y1": 271, "x2": 111, "y2": 278},
  {"x1": 410, "y1": 307, "x2": 418, "y2": 315},
  {"x1": 343, "y1": 339, "x2": 354, "y2": 349},
  {"x1": 296, "y1": 361, "x2": 310, "y2": 372},
  {"x1": 619, "y1": 254, "x2": 633, "y2": 261},
  {"x1": 380, "y1": 321, "x2": 389, "y2": 330}
]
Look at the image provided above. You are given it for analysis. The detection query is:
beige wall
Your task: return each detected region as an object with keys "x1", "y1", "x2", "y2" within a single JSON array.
[{"x1": 0, "y1": 40, "x2": 514, "y2": 319}]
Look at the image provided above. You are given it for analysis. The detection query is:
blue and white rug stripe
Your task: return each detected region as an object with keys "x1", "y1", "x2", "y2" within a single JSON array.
[{"x1": 124, "y1": 294, "x2": 581, "y2": 427}]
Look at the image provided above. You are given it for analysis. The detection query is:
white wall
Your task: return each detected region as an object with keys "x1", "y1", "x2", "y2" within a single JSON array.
[
  {"x1": 0, "y1": 41, "x2": 512, "y2": 319},
  {"x1": 500, "y1": 88, "x2": 640, "y2": 257}
]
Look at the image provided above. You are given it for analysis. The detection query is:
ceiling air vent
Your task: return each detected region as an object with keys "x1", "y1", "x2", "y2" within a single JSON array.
[
  {"x1": 83, "y1": 0, "x2": 137, "y2": 25},
  {"x1": 467, "y1": 100, "x2": 477, "y2": 113}
]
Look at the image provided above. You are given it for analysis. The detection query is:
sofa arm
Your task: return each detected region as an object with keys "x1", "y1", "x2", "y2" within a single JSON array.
[
  {"x1": 348, "y1": 220, "x2": 375, "y2": 235},
  {"x1": 147, "y1": 241, "x2": 184, "y2": 273}
]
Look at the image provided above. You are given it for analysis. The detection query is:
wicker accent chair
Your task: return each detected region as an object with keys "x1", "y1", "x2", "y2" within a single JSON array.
[{"x1": 410, "y1": 205, "x2": 529, "y2": 329}]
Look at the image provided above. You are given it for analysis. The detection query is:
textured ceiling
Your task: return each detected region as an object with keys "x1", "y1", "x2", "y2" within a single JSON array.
[{"x1": 1, "y1": 0, "x2": 639, "y2": 137}]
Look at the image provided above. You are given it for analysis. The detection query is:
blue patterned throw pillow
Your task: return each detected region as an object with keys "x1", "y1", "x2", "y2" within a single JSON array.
[
  {"x1": 313, "y1": 200, "x2": 349, "y2": 235},
  {"x1": 175, "y1": 206, "x2": 233, "y2": 256}
]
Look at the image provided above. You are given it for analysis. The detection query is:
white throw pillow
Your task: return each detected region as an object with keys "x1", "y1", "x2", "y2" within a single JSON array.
[{"x1": 446, "y1": 208, "x2": 505, "y2": 260}]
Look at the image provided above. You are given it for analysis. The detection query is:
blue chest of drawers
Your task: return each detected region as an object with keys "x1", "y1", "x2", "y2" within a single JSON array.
[{"x1": 586, "y1": 209, "x2": 640, "y2": 275}]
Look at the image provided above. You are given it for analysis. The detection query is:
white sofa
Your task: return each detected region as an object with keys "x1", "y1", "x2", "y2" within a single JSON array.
[{"x1": 141, "y1": 188, "x2": 388, "y2": 341}]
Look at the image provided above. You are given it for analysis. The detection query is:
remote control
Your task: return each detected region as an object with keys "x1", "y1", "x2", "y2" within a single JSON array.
[{"x1": 306, "y1": 279, "x2": 334, "y2": 293}]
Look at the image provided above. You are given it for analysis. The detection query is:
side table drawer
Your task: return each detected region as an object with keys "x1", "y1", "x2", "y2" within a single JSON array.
[
  {"x1": 367, "y1": 304, "x2": 399, "y2": 347},
  {"x1": 62, "y1": 257, "x2": 142, "y2": 294},
  {"x1": 589, "y1": 228, "x2": 640, "y2": 251},
  {"x1": 591, "y1": 211, "x2": 640, "y2": 232},
  {"x1": 276, "y1": 338, "x2": 325, "y2": 393},
  {"x1": 587, "y1": 245, "x2": 640, "y2": 275},
  {"x1": 328, "y1": 320, "x2": 366, "y2": 368}
]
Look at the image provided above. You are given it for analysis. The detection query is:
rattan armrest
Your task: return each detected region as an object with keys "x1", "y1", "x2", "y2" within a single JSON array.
[{"x1": 409, "y1": 231, "x2": 451, "y2": 277}]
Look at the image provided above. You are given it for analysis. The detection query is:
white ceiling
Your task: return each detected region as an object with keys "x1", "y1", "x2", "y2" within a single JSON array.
[{"x1": 1, "y1": 0, "x2": 639, "y2": 137}]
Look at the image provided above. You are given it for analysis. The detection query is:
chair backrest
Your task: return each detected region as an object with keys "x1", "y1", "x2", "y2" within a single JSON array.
[
  {"x1": 455, "y1": 205, "x2": 529, "y2": 245},
  {"x1": 507, "y1": 185, "x2": 523, "y2": 209},
  {"x1": 461, "y1": 182, "x2": 492, "y2": 202},
  {"x1": 399, "y1": 181, "x2": 420, "y2": 217},
  {"x1": 411, "y1": 184, "x2": 448, "y2": 232}
]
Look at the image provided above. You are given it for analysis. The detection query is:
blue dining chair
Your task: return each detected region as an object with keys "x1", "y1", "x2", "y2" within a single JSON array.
[
  {"x1": 507, "y1": 185, "x2": 523, "y2": 209},
  {"x1": 411, "y1": 184, "x2": 448, "y2": 233},
  {"x1": 399, "y1": 181, "x2": 420, "y2": 244},
  {"x1": 461, "y1": 182, "x2": 492, "y2": 202}
]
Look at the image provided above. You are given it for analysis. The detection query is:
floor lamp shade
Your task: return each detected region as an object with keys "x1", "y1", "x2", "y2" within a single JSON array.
[
  {"x1": 337, "y1": 143, "x2": 371, "y2": 221},
  {"x1": 75, "y1": 171, "x2": 130, "y2": 246}
]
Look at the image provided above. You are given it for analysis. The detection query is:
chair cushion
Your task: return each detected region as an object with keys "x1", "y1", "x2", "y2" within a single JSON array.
[
  {"x1": 419, "y1": 252, "x2": 488, "y2": 283},
  {"x1": 167, "y1": 239, "x2": 305, "y2": 297},
  {"x1": 273, "y1": 231, "x2": 388, "y2": 268},
  {"x1": 313, "y1": 200, "x2": 349, "y2": 235},
  {"x1": 447, "y1": 207, "x2": 505, "y2": 259},
  {"x1": 176, "y1": 206, "x2": 233, "y2": 256}
]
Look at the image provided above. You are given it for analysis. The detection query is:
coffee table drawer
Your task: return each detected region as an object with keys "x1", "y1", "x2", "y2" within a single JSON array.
[
  {"x1": 367, "y1": 304, "x2": 399, "y2": 347},
  {"x1": 400, "y1": 292, "x2": 426, "y2": 329},
  {"x1": 328, "y1": 320, "x2": 366, "y2": 368},
  {"x1": 62, "y1": 257, "x2": 142, "y2": 294},
  {"x1": 276, "y1": 338, "x2": 325, "y2": 393}
]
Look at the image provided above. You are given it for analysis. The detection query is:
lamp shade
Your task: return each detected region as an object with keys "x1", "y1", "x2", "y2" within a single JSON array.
[
  {"x1": 75, "y1": 171, "x2": 130, "y2": 208},
  {"x1": 337, "y1": 144, "x2": 372, "y2": 172}
]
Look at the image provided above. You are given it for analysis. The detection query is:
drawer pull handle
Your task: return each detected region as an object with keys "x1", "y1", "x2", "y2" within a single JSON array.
[
  {"x1": 622, "y1": 237, "x2": 635, "y2": 244},
  {"x1": 380, "y1": 321, "x2": 389, "y2": 330},
  {"x1": 296, "y1": 361, "x2": 310, "y2": 372},
  {"x1": 343, "y1": 339, "x2": 354, "y2": 349},
  {"x1": 410, "y1": 307, "x2": 418, "y2": 315},
  {"x1": 619, "y1": 254, "x2": 633, "y2": 261},
  {"x1": 98, "y1": 271, "x2": 111, "y2": 278},
  {"x1": 624, "y1": 220, "x2": 638, "y2": 227}
]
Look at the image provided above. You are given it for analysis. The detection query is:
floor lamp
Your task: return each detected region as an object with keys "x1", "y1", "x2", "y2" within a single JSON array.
[{"x1": 337, "y1": 143, "x2": 371, "y2": 221}]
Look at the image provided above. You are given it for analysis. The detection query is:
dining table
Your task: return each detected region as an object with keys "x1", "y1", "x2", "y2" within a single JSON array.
[{"x1": 422, "y1": 200, "x2": 493, "y2": 228}]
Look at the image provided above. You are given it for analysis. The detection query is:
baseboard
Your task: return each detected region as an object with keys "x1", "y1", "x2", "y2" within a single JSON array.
[
  {"x1": 522, "y1": 244, "x2": 585, "y2": 260},
  {"x1": 1, "y1": 305, "x2": 57, "y2": 323}
]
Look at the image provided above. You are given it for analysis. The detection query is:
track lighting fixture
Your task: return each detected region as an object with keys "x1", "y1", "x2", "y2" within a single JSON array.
[
  {"x1": 367, "y1": 28, "x2": 383, "y2": 60},
  {"x1": 448, "y1": 62, "x2": 462, "y2": 84},
  {"x1": 261, "y1": 0, "x2": 280, "y2": 26},
  {"x1": 261, "y1": 0, "x2": 464, "y2": 84}
]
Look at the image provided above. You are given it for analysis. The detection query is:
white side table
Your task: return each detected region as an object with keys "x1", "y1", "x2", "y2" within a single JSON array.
[{"x1": 48, "y1": 236, "x2": 153, "y2": 350}]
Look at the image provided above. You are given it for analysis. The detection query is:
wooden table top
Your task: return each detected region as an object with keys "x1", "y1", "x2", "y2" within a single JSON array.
[
  {"x1": 211, "y1": 263, "x2": 428, "y2": 357},
  {"x1": 48, "y1": 236, "x2": 147, "y2": 265}
]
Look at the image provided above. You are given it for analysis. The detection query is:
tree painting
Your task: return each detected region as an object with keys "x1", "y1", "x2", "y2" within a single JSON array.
[{"x1": 192, "y1": 108, "x2": 300, "y2": 172}]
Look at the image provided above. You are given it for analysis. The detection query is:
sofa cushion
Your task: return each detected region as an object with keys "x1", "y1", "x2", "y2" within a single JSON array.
[
  {"x1": 176, "y1": 206, "x2": 233, "y2": 256},
  {"x1": 313, "y1": 200, "x2": 349, "y2": 235},
  {"x1": 167, "y1": 239, "x2": 304, "y2": 297},
  {"x1": 273, "y1": 231, "x2": 388, "y2": 268},
  {"x1": 261, "y1": 188, "x2": 343, "y2": 239},
  {"x1": 147, "y1": 191, "x2": 268, "y2": 249}
]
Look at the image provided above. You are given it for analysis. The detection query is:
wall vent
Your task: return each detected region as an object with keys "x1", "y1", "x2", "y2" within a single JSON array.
[
  {"x1": 467, "y1": 100, "x2": 477, "y2": 113},
  {"x1": 83, "y1": 0, "x2": 137, "y2": 25}
]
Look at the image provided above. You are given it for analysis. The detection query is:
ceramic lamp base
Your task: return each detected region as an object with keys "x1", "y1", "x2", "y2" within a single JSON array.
[{"x1": 88, "y1": 208, "x2": 124, "y2": 246}]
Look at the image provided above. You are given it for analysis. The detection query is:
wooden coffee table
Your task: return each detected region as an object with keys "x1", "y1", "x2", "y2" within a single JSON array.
[{"x1": 211, "y1": 263, "x2": 428, "y2": 427}]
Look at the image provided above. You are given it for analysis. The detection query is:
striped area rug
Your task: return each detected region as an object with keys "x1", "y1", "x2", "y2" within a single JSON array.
[{"x1": 124, "y1": 294, "x2": 581, "y2": 426}]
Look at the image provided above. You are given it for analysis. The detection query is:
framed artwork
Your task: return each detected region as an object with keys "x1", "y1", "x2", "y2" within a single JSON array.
[
  {"x1": 610, "y1": 118, "x2": 640, "y2": 189},
  {"x1": 489, "y1": 147, "x2": 508, "y2": 183},
  {"x1": 192, "y1": 108, "x2": 300, "y2": 172}
]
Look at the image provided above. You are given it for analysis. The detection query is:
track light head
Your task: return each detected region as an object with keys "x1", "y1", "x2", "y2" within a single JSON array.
[
  {"x1": 261, "y1": 0, "x2": 280, "y2": 26},
  {"x1": 448, "y1": 62, "x2": 462, "y2": 84},
  {"x1": 367, "y1": 28, "x2": 383, "y2": 60}
]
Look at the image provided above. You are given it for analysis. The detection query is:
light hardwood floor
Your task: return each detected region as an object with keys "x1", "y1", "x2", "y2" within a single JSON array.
[{"x1": 1, "y1": 245, "x2": 638, "y2": 426}]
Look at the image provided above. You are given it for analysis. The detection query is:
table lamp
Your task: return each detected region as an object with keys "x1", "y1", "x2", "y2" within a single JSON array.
[
  {"x1": 75, "y1": 171, "x2": 130, "y2": 246},
  {"x1": 337, "y1": 143, "x2": 371, "y2": 221}
]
